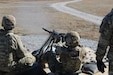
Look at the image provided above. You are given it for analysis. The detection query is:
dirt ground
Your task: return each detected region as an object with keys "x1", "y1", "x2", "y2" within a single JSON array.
[
  {"x1": 67, "y1": 0, "x2": 113, "y2": 17},
  {"x1": 0, "y1": 1, "x2": 112, "y2": 41},
  {"x1": 0, "y1": 0, "x2": 103, "y2": 41}
]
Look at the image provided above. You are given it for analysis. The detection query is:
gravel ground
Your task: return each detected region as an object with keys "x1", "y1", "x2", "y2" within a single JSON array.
[{"x1": 21, "y1": 34, "x2": 98, "y2": 52}]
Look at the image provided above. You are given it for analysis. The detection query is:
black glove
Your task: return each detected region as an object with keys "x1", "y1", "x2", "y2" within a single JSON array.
[{"x1": 97, "y1": 60, "x2": 106, "y2": 73}]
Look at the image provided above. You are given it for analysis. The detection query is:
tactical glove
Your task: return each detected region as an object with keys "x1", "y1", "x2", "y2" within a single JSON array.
[{"x1": 97, "y1": 60, "x2": 106, "y2": 73}]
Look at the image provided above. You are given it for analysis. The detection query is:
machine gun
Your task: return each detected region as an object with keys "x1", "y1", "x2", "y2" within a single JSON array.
[
  {"x1": 32, "y1": 28, "x2": 65, "y2": 63},
  {"x1": 42, "y1": 28, "x2": 65, "y2": 43},
  {"x1": 15, "y1": 28, "x2": 66, "y2": 75}
]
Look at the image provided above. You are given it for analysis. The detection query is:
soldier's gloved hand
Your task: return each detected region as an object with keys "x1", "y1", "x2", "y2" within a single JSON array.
[{"x1": 97, "y1": 60, "x2": 106, "y2": 73}]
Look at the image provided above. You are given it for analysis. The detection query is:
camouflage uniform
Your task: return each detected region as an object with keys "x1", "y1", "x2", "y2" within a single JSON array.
[
  {"x1": 55, "y1": 31, "x2": 82, "y2": 75},
  {"x1": 96, "y1": 9, "x2": 113, "y2": 75},
  {"x1": 0, "y1": 15, "x2": 36, "y2": 75}
]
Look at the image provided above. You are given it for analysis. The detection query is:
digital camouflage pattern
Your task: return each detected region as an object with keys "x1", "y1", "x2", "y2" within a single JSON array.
[
  {"x1": 54, "y1": 31, "x2": 98, "y2": 75},
  {"x1": 55, "y1": 45, "x2": 96, "y2": 74},
  {"x1": 54, "y1": 31, "x2": 82, "y2": 75},
  {"x1": 2, "y1": 15, "x2": 16, "y2": 29},
  {"x1": 0, "y1": 29, "x2": 36, "y2": 75},
  {"x1": 0, "y1": 29, "x2": 14, "y2": 72},
  {"x1": 59, "y1": 46, "x2": 81, "y2": 72},
  {"x1": 96, "y1": 9, "x2": 113, "y2": 75},
  {"x1": 0, "y1": 15, "x2": 36, "y2": 75},
  {"x1": 65, "y1": 31, "x2": 80, "y2": 47}
]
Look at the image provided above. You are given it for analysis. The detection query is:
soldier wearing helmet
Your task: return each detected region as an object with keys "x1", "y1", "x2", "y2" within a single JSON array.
[
  {"x1": 0, "y1": 15, "x2": 36, "y2": 75},
  {"x1": 55, "y1": 31, "x2": 82, "y2": 75},
  {"x1": 65, "y1": 31, "x2": 80, "y2": 47},
  {"x1": 2, "y1": 15, "x2": 16, "y2": 30},
  {"x1": 54, "y1": 31, "x2": 97, "y2": 75}
]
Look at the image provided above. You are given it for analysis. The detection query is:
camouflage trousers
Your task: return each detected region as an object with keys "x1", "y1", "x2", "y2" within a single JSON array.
[
  {"x1": 0, "y1": 65, "x2": 29, "y2": 75},
  {"x1": 109, "y1": 60, "x2": 113, "y2": 75},
  {"x1": 108, "y1": 46, "x2": 113, "y2": 75},
  {"x1": 0, "y1": 71, "x2": 16, "y2": 75}
]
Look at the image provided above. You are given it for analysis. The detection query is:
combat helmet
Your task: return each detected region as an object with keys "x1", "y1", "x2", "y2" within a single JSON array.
[
  {"x1": 2, "y1": 15, "x2": 16, "y2": 30},
  {"x1": 65, "y1": 31, "x2": 80, "y2": 47}
]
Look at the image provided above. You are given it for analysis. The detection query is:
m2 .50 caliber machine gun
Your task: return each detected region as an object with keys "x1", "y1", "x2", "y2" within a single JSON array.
[{"x1": 32, "y1": 28, "x2": 65, "y2": 72}]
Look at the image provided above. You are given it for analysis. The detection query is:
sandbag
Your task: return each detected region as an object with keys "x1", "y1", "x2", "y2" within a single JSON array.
[{"x1": 81, "y1": 62, "x2": 98, "y2": 75}]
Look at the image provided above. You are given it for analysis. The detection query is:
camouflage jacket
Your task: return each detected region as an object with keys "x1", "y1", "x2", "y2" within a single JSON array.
[
  {"x1": 0, "y1": 29, "x2": 35, "y2": 72},
  {"x1": 55, "y1": 46, "x2": 82, "y2": 72},
  {"x1": 96, "y1": 9, "x2": 113, "y2": 60}
]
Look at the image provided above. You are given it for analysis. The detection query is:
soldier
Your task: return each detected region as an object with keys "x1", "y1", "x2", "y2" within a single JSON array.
[
  {"x1": 41, "y1": 30, "x2": 97, "y2": 75},
  {"x1": 96, "y1": 9, "x2": 113, "y2": 75},
  {"x1": 55, "y1": 31, "x2": 83, "y2": 75},
  {"x1": 0, "y1": 15, "x2": 36, "y2": 75}
]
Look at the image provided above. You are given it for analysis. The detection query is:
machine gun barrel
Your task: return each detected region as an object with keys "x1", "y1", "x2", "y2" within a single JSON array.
[
  {"x1": 32, "y1": 28, "x2": 65, "y2": 62},
  {"x1": 42, "y1": 28, "x2": 65, "y2": 37}
]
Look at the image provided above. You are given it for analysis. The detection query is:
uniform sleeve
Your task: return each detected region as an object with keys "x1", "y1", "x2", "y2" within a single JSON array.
[
  {"x1": 12, "y1": 34, "x2": 29, "y2": 59},
  {"x1": 96, "y1": 36, "x2": 109, "y2": 60},
  {"x1": 55, "y1": 46, "x2": 63, "y2": 55},
  {"x1": 111, "y1": 15, "x2": 113, "y2": 28},
  {"x1": 99, "y1": 17, "x2": 107, "y2": 33},
  {"x1": 10, "y1": 34, "x2": 36, "y2": 66},
  {"x1": 96, "y1": 16, "x2": 113, "y2": 61}
]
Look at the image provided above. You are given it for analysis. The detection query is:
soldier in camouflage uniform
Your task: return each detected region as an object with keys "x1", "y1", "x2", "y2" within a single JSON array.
[
  {"x1": 0, "y1": 15, "x2": 36, "y2": 75},
  {"x1": 55, "y1": 31, "x2": 82, "y2": 75},
  {"x1": 96, "y1": 9, "x2": 113, "y2": 75}
]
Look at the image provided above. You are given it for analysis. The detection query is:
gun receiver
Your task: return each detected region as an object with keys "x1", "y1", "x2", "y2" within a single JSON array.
[{"x1": 42, "y1": 28, "x2": 65, "y2": 37}]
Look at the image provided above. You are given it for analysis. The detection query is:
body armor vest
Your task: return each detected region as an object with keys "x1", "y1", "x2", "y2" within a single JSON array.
[
  {"x1": 0, "y1": 30, "x2": 14, "y2": 72},
  {"x1": 59, "y1": 47, "x2": 81, "y2": 72}
]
